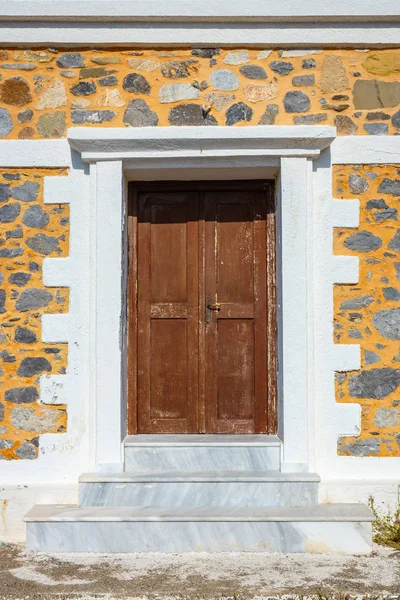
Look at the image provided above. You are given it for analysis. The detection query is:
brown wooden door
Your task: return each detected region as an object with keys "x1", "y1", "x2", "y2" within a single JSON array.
[{"x1": 128, "y1": 183, "x2": 276, "y2": 434}]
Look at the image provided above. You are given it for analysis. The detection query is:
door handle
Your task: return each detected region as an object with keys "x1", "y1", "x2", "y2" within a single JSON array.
[{"x1": 205, "y1": 296, "x2": 221, "y2": 324}]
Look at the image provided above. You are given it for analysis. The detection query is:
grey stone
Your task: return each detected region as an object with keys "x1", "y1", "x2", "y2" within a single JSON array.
[
  {"x1": 11, "y1": 407, "x2": 58, "y2": 432},
  {"x1": 0, "y1": 248, "x2": 23, "y2": 258},
  {"x1": 349, "y1": 328, "x2": 362, "y2": 339},
  {"x1": 372, "y1": 308, "x2": 400, "y2": 339},
  {"x1": 99, "y1": 76, "x2": 118, "y2": 87},
  {"x1": 15, "y1": 326, "x2": 37, "y2": 343},
  {"x1": 56, "y1": 53, "x2": 84, "y2": 68},
  {"x1": 0, "y1": 203, "x2": 20, "y2": 223},
  {"x1": 339, "y1": 438, "x2": 380, "y2": 457},
  {"x1": 123, "y1": 73, "x2": 151, "y2": 95},
  {"x1": 0, "y1": 107, "x2": 13, "y2": 138},
  {"x1": 26, "y1": 233, "x2": 60, "y2": 255},
  {"x1": 0, "y1": 63, "x2": 36, "y2": 71},
  {"x1": 239, "y1": 65, "x2": 267, "y2": 80},
  {"x1": 344, "y1": 231, "x2": 382, "y2": 252},
  {"x1": 353, "y1": 80, "x2": 400, "y2": 109},
  {"x1": 168, "y1": 104, "x2": 217, "y2": 126},
  {"x1": 225, "y1": 102, "x2": 253, "y2": 126},
  {"x1": 159, "y1": 83, "x2": 199, "y2": 104},
  {"x1": 364, "y1": 123, "x2": 389, "y2": 135},
  {"x1": 36, "y1": 112, "x2": 66, "y2": 138},
  {"x1": 0, "y1": 289, "x2": 5, "y2": 313},
  {"x1": 348, "y1": 368, "x2": 400, "y2": 399},
  {"x1": 378, "y1": 178, "x2": 400, "y2": 196},
  {"x1": 0, "y1": 272, "x2": 3, "y2": 284},
  {"x1": 364, "y1": 350, "x2": 381, "y2": 365},
  {"x1": 70, "y1": 81, "x2": 97, "y2": 96},
  {"x1": 292, "y1": 75, "x2": 315, "y2": 87},
  {"x1": 395, "y1": 262, "x2": 400, "y2": 279},
  {"x1": 293, "y1": 114, "x2": 327, "y2": 125},
  {"x1": 258, "y1": 104, "x2": 279, "y2": 125},
  {"x1": 388, "y1": 230, "x2": 400, "y2": 251},
  {"x1": 366, "y1": 111, "x2": 390, "y2": 121},
  {"x1": 374, "y1": 207, "x2": 398, "y2": 221},
  {"x1": 223, "y1": 51, "x2": 250, "y2": 66},
  {"x1": 16, "y1": 288, "x2": 53, "y2": 311},
  {"x1": 269, "y1": 61, "x2": 293, "y2": 75},
  {"x1": 302, "y1": 58, "x2": 316, "y2": 69},
  {"x1": 0, "y1": 183, "x2": 11, "y2": 202},
  {"x1": 349, "y1": 173, "x2": 369, "y2": 194},
  {"x1": 29, "y1": 261, "x2": 39, "y2": 272},
  {"x1": 5, "y1": 386, "x2": 39, "y2": 404},
  {"x1": 334, "y1": 115, "x2": 358, "y2": 135},
  {"x1": 4, "y1": 226, "x2": 21, "y2": 239},
  {"x1": 79, "y1": 67, "x2": 116, "y2": 80},
  {"x1": 392, "y1": 109, "x2": 400, "y2": 130},
  {"x1": 71, "y1": 110, "x2": 116, "y2": 125},
  {"x1": 366, "y1": 199, "x2": 388, "y2": 210},
  {"x1": 123, "y1": 100, "x2": 159, "y2": 127},
  {"x1": 373, "y1": 407, "x2": 400, "y2": 427},
  {"x1": 340, "y1": 295, "x2": 374, "y2": 310},
  {"x1": 0, "y1": 439, "x2": 13, "y2": 450},
  {"x1": 12, "y1": 181, "x2": 39, "y2": 202},
  {"x1": 283, "y1": 91, "x2": 310, "y2": 113},
  {"x1": 17, "y1": 357, "x2": 52, "y2": 377},
  {"x1": 210, "y1": 70, "x2": 240, "y2": 91},
  {"x1": 161, "y1": 60, "x2": 199, "y2": 78},
  {"x1": 17, "y1": 109, "x2": 33, "y2": 123},
  {"x1": 191, "y1": 48, "x2": 220, "y2": 59},
  {"x1": 0, "y1": 402, "x2": 4, "y2": 421},
  {"x1": 8, "y1": 272, "x2": 31, "y2": 287},
  {"x1": 15, "y1": 441, "x2": 37, "y2": 459},
  {"x1": 22, "y1": 205, "x2": 50, "y2": 228}
]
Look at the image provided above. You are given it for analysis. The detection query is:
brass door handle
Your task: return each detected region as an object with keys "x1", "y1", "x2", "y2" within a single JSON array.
[
  {"x1": 208, "y1": 302, "x2": 221, "y2": 310},
  {"x1": 205, "y1": 296, "x2": 221, "y2": 324}
]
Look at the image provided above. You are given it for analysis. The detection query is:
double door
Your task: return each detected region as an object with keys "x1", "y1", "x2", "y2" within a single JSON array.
[{"x1": 128, "y1": 182, "x2": 276, "y2": 434}]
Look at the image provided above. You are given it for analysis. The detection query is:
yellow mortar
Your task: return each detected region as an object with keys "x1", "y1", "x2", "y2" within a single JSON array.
[
  {"x1": 334, "y1": 165, "x2": 400, "y2": 457},
  {"x1": 0, "y1": 169, "x2": 68, "y2": 460}
]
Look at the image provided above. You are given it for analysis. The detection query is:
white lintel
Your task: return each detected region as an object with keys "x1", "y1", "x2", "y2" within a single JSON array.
[{"x1": 67, "y1": 126, "x2": 336, "y2": 163}]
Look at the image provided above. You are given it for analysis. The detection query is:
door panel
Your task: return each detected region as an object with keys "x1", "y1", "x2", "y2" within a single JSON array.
[
  {"x1": 205, "y1": 191, "x2": 268, "y2": 433},
  {"x1": 137, "y1": 191, "x2": 199, "y2": 433},
  {"x1": 130, "y1": 183, "x2": 276, "y2": 435}
]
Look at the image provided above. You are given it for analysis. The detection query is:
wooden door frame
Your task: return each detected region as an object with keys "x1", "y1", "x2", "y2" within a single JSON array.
[{"x1": 127, "y1": 180, "x2": 277, "y2": 435}]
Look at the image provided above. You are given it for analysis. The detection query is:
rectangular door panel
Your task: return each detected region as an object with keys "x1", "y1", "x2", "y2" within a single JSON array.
[
  {"x1": 205, "y1": 190, "x2": 268, "y2": 434},
  {"x1": 137, "y1": 191, "x2": 199, "y2": 433}
]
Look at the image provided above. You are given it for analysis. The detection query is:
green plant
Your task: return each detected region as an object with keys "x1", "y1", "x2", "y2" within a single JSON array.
[{"x1": 369, "y1": 495, "x2": 400, "y2": 550}]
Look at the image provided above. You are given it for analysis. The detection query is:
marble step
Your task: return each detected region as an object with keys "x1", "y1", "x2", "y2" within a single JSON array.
[
  {"x1": 79, "y1": 470, "x2": 320, "y2": 508},
  {"x1": 124, "y1": 434, "x2": 281, "y2": 472},
  {"x1": 25, "y1": 503, "x2": 374, "y2": 554}
]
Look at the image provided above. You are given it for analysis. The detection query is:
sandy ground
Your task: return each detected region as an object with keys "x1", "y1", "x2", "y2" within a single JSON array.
[{"x1": 0, "y1": 542, "x2": 399, "y2": 600}]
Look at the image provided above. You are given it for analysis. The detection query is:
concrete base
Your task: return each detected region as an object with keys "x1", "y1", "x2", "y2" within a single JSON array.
[{"x1": 25, "y1": 504, "x2": 373, "y2": 554}]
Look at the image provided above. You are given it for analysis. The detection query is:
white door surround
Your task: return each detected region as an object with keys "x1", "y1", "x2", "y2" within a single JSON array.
[{"x1": 67, "y1": 125, "x2": 339, "y2": 475}]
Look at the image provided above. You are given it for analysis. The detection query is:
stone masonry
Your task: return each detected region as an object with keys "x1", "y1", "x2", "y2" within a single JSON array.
[{"x1": 1, "y1": 47, "x2": 400, "y2": 458}]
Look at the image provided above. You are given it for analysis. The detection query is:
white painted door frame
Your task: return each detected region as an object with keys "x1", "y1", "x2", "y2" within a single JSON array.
[{"x1": 68, "y1": 125, "x2": 337, "y2": 474}]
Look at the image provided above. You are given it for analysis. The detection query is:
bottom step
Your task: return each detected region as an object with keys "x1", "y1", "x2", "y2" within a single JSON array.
[{"x1": 25, "y1": 504, "x2": 373, "y2": 554}]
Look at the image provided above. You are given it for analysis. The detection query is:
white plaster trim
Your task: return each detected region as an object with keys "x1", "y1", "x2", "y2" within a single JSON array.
[
  {"x1": 331, "y1": 136, "x2": 400, "y2": 165},
  {"x1": 0, "y1": 140, "x2": 71, "y2": 168},
  {"x1": 331, "y1": 199, "x2": 360, "y2": 229},
  {"x1": 1, "y1": 24, "x2": 400, "y2": 47},
  {"x1": 2, "y1": 1, "x2": 398, "y2": 22},
  {"x1": 330, "y1": 256, "x2": 360, "y2": 285},
  {"x1": 68, "y1": 127, "x2": 336, "y2": 163}
]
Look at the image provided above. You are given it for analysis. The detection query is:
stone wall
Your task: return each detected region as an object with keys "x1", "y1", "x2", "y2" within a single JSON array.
[
  {"x1": 0, "y1": 169, "x2": 68, "y2": 460},
  {"x1": 0, "y1": 48, "x2": 399, "y2": 135},
  {"x1": 1, "y1": 46, "x2": 400, "y2": 459},
  {"x1": 334, "y1": 165, "x2": 400, "y2": 457}
]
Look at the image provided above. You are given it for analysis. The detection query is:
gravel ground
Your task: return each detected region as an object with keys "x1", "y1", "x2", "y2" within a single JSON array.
[{"x1": 0, "y1": 543, "x2": 399, "y2": 600}]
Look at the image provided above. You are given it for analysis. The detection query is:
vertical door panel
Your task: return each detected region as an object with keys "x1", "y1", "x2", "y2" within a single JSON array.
[
  {"x1": 205, "y1": 191, "x2": 268, "y2": 433},
  {"x1": 137, "y1": 192, "x2": 199, "y2": 433}
]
